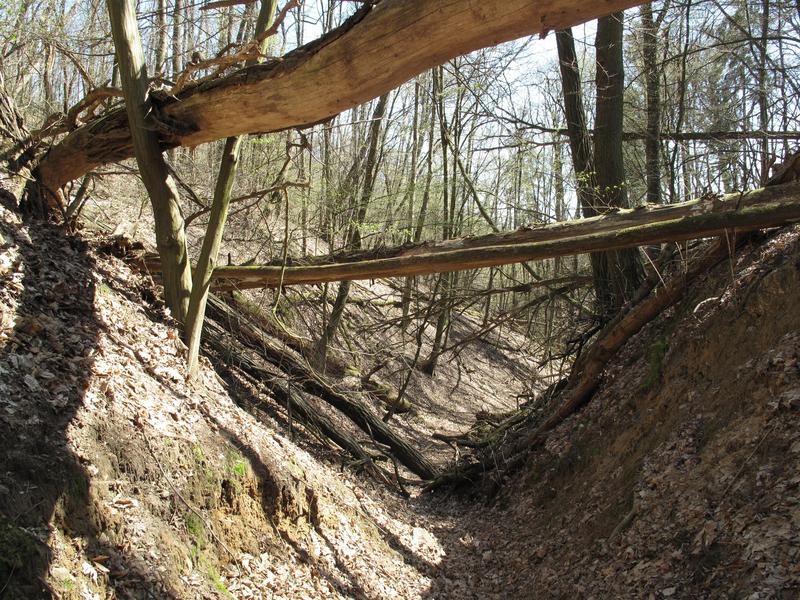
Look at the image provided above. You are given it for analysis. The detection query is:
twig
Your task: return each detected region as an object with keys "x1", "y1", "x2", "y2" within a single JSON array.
[{"x1": 171, "y1": 0, "x2": 299, "y2": 95}]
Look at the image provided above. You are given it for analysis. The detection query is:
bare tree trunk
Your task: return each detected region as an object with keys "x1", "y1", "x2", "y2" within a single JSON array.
[
  {"x1": 106, "y1": 0, "x2": 193, "y2": 321},
  {"x1": 172, "y1": 0, "x2": 183, "y2": 78},
  {"x1": 640, "y1": 2, "x2": 662, "y2": 203},
  {"x1": 553, "y1": 139, "x2": 565, "y2": 273},
  {"x1": 423, "y1": 66, "x2": 451, "y2": 375},
  {"x1": 401, "y1": 76, "x2": 434, "y2": 329},
  {"x1": 757, "y1": 0, "x2": 771, "y2": 184},
  {"x1": 37, "y1": 0, "x2": 648, "y2": 196},
  {"x1": 212, "y1": 181, "x2": 800, "y2": 288},
  {"x1": 593, "y1": 12, "x2": 642, "y2": 317},
  {"x1": 556, "y1": 27, "x2": 615, "y2": 317},
  {"x1": 314, "y1": 93, "x2": 389, "y2": 370},
  {"x1": 154, "y1": 0, "x2": 168, "y2": 73},
  {"x1": 185, "y1": 0, "x2": 278, "y2": 378}
]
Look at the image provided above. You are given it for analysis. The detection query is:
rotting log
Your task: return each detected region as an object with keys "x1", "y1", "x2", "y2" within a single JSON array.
[
  {"x1": 213, "y1": 182, "x2": 800, "y2": 288},
  {"x1": 205, "y1": 294, "x2": 439, "y2": 480},
  {"x1": 35, "y1": 0, "x2": 646, "y2": 197},
  {"x1": 202, "y1": 319, "x2": 379, "y2": 466}
]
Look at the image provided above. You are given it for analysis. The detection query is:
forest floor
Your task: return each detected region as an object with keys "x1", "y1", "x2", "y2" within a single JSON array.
[{"x1": 1, "y1": 193, "x2": 799, "y2": 599}]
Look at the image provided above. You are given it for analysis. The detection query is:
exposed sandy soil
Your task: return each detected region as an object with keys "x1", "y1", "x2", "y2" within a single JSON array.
[{"x1": 1, "y1": 197, "x2": 799, "y2": 599}]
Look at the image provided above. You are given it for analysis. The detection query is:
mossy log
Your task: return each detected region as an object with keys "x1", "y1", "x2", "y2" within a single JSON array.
[{"x1": 215, "y1": 183, "x2": 800, "y2": 288}]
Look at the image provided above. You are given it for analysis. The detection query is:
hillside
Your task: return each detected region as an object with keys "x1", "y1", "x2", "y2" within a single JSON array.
[{"x1": 2, "y1": 192, "x2": 799, "y2": 599}]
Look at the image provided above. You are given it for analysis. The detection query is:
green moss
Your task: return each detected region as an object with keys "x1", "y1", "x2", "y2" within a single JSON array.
[
  {"x1": 191, "y1": 445, "x2": 206, "y2": 464},
  {"x1": 184, "y1": 512, "x2": 208, "y2": 553},
  {"x1": 641, "y1": 337, "x2": 669, "y2": 393},
  {"x1": 225, "y1": 450, "x2": 248, "y2": 480},
  {"x1": 191, "y1": 445, "x2": 216, "y2": 483},
  {"x1": 0, "y1": 520, "x2": 39, "y2": 575},
  {"x1": 206, "y1": 562, "x2": 234, "y2": 599}
]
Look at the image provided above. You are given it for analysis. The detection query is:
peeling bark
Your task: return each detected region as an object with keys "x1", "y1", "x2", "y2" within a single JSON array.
[{"x1": 36, "y1": 0, "x2": 645, "y2": 198}]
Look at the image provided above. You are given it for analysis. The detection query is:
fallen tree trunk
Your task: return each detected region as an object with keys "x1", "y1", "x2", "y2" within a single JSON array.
[
  {"x1": 480, "y1": 236, "x2": 738, "y2": 491},
  {"x1": 214, "y1": 182, "x2": 800, "y2": 288},
  {"x1": 35, "y1": 0, "x2": 645, "y2": 197},
  {"x1": 205, "y1": 294, "x2": 439, "y2": 480},
  {"x1": 204, "y1": 318, "x2": 377, "y2": 466}
]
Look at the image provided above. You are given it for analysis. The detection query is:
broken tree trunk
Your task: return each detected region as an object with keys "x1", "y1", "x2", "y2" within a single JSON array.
[
  {"x1": 214, "y1": 182, "x2": 800, "y2": 288},
  {"x1": 35, "y1": 0, "x2": 646, "y2": 199}
]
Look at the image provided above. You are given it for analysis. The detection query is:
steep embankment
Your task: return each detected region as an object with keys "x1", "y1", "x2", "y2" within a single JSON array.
[
  {"x1": 2, "y1": 193, "x2": 798, "y2": 599},
  {"x1": 0, "y1": 202, "x2": 433, "y2": 599},
  {"x1": 416, "y1": 228, "x2": 800, "y2": 599}
]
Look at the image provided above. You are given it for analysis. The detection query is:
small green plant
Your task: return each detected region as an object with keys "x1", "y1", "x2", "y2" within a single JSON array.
[
  {"x1": 191, "y1": 445, "x2": 206, "y2": 464},
  {"x1": 225, "y1": 450, "x2": 247, "y2": 479}
]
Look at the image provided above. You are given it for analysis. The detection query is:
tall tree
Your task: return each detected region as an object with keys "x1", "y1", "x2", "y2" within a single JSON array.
[
  {"x1": 106, "y1": 0, "x2": 193, "y2": 320},
  {"x1": 313, "y1": 92, "x2": 390, "y2": 370},
  {"x1": 556, "y1": 16, "x2": 642, "y2": 319},
  {"x1": 154, "y1": 0, "x2": 168, "y2": 74},
  {"x1": 172, "y1": 0, "x2": 183, "y2": 78},
  {"x1": 640, "y1": 2, "x2": 662, "y2": 203},
  {"x1": 593, "y1": 12, "x2": 642, "y2": 315},
  {"x1": 185, "y1": 0, "x2": 279, "y2": 378}
]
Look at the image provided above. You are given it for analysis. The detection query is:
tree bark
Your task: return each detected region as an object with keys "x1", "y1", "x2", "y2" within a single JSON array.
[
  {"x1": 154, "y1": 0, "x2": 168, "y2": 73},
  {"x1": 640, "y1": 2, "x2": 662, "y2": 204},
  {"x1": 556, "y1": 26, "x2": 622, "y2": 317},
  {"x1": 594, "y1": 12, "x2": 642, "y2": 316},
  {"x1": 212, "y1": 182, "x2": 800, "y2": 287},
  {"x1": 106, "y1": 0, "x2": 193, "y2": 320},
  {"x1": 172, "y1": 0, "x2": 183, "y2": 78},
  {"x1": 36, "y1": 0, "x2": 647, "y2": 199}
]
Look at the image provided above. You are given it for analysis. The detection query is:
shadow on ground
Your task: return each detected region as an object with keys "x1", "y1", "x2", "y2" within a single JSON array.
[{"x1": 0, "y1": 200, "x2": 178, "y2": 598}]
